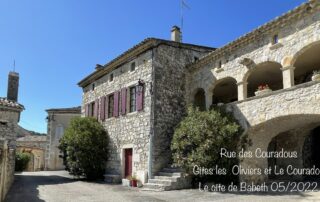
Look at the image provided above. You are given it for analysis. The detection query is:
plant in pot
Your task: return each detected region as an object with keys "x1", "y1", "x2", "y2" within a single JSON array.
[
  {"x1": 255, "y1": 84, "x2": 272, "y2": 96},
  {"x1": 127, "y1": 175, "x2": 138, "y2": 187},
  {"x1": 312, "y1": 70, "x2": 320, "y2": 81}
]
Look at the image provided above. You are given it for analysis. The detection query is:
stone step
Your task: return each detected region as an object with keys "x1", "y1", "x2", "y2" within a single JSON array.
[
  {"x1": 162, "y1": 167, "x2": 185, "y2": 173},
  {"x1": 154, "y1": 176, "x2": 179, "y2": 181},
  {"x1": 142, "y1": 183, "x2": 167, "y2": 191},
  {"x1": 148, "y1": 179, "x2": 174, "y2": 186},
  {"x1": 158, "y1": 172, "x2": 182, "y2": 177}
]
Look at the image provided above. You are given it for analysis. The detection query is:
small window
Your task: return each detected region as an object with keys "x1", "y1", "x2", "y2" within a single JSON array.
[
  {"x1": 194, "y1": 57, "x2": 199, "y2": 62},
  {"x1": 108, "y1": 94, "x2": 114, "y2": 118},
  {"x1": 130, "y1": 62, "x2": 136, "y2": 72},
  {"x1": 91, "y1": 83, "x2": 95, "y2": 91},
  {"x1": 272, "y1": 34, "x2": 279, "y2": 44},
  {"x1": 109, "y1": 73, "x2": 114, "y2": 82},
  {"x1": 218, "y1": 61, "x2": 222, "y2": 69},
  {"x1": 129, "y1": 86, "x2": 136, "y2": 112}
]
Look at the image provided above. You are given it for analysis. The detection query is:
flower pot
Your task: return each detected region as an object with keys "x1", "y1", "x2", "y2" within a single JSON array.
[
  {"x1": 312, "y1": 74, "x2": 320, "y2": 81},
  {"x1": 255, "y1": 88, "x2": 272, "y2": 96},
  {"x1": 131, "y1": 180, "x2": 137, "y2": 187}
]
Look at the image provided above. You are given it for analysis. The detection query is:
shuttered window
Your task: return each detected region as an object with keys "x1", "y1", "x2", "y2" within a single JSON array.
[
  {"x1": 121, "y1": 88, "x2": 127, "y2": 115},
  {"x1": 136, "y1": 85, "x2": 144, "y2": 111},
  {"x1": 100, "y1": 97, "x2": 106, "y2": 121},
  {"x1": 129, "y1": 86, "x2": 136, "y2": 112},
  {"x1": 108, "y1": 94, "x2": 114, "y2": 118}
]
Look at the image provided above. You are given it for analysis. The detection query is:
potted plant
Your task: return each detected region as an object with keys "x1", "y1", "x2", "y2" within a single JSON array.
[
  {"x1": 127, "y1": 175, "x2": 138, "y2": 187},
  {"x1": 255, "y1": 84, "x2": 272, "y2": 96},
  {"x1": 312, "y1": 70, "x2": 320, "y2": 81}
]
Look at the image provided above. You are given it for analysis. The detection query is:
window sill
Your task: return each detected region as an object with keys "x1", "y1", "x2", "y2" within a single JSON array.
[
  {"x1": 269, "y1": 43, "x2": 283, "y2": 50},
  {"x1": 215, "y1": 67, "x2": 224, "y2": 73}
]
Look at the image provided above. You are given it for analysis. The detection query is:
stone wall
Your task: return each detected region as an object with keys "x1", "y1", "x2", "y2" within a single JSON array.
[
  {"x1": 0, "y1": 107, "x2": 21, "y2": 201},
  {"x1": 46, "y1": 112, "x2": 80, "y2": 170},
  {"x1": 82, "y1": 50, "x2": 153, "y2": 182},
  {"x1": 152, "y1": 44, "x2": 211, "y2": 174}
]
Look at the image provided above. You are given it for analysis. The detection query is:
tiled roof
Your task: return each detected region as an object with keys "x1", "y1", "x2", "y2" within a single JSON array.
[
  {"x1": 46, "y1": 106, "x2": 81, "y2": 113},
  {"x1": 17, "y1": 135, "x2": 47, "y2": 142},
  {"x1": 77, "y1": 38, "x2": 215, "y2": 87},
  {"x1": 0, "y1": 97, "x2": 24, "y2": 110}
]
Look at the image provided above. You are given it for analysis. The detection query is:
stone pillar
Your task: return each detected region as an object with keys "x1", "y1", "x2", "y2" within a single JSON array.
[
  {"x1": 237, "y1": 81, "x2": 247, "y2": 101},
  {"x1": 281, "y1": 66, "x2": 295, "y2": 89},
  {"x1": 7, "y1": 72, "x2": 19, "y2": 102},
  {"x1": 205, "y1": 90, "x2": 213, "y2": 110}
]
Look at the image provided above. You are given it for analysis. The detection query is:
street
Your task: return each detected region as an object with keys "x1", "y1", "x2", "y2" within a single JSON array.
[{"x1": 4, "y1": 171, "x2": 320, "y2": 202}]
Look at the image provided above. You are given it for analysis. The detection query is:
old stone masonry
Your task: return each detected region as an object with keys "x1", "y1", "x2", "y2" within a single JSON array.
[
  {"x1": 0, "y1": 72, "x2": 23, "y2": 200},
  {"x1": 79, "y1": 0, "x2": 320, "y2": 187}
]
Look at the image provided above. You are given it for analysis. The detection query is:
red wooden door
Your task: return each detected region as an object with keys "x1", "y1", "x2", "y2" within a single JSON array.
[{"x1": 125, "y1": 149, "x2": 133, "y2": 178}]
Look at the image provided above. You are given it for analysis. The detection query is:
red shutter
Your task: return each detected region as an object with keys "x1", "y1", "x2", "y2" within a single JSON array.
[
  {"x1": 136, "y1": 86, "x2": 144, "y2": 111},
  {"x1": 121, "y1": 88, "x2": 127, "y2": 115},
  {"x1": 113, "y1": 91, "x2": 119, "y2": 117},
  {"x1": 94, "y1": 99, "x2": 99, "y2": 119},
  {"x1": 105, "y1": 96, "x2": 109, "y2": 119},
  {"x1": 100, "y1": 97, "x2": 105, "y2": 121}
]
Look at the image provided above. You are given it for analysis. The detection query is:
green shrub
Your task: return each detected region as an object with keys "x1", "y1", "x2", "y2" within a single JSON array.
[
  {"x1": 15, "y1": 152, "x2": 31, "y2": 171},
  {"x1": 171, "y1": 106, "x2": 244, "y2": 185},
  {"x1": 59, "y1": 117, "x2": 109, "y2": 180}
]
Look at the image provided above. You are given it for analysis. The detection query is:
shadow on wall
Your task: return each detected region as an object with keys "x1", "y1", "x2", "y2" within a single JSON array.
[{"x1": 4, "y1": 175, "x2": 74, "y2": 202}]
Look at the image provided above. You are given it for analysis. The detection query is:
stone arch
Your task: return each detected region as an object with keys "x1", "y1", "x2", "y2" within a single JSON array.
[
  {"x1": 292, "y1": 41, "x2": 320, "y2": 85},
  {"x1": 211, "y1": 77, "x2": 238, "y2": 105},
  {"x1": 240, "y1": 114, "x2": 320, "y2": 183},
  {"x1": 192, "y1": 88, "x2": 206, "y2": 111},
  {"x1": 243, "y1": 61, "x2": 283, "y2": 97}
]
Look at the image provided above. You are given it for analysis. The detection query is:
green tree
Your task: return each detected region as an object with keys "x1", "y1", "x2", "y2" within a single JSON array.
[
  {"x1": 15, "y1": 152, "x2": 31, "y2": 171},
  {"x1": 59, "y1": 117, "x2": 109, "y2": 180},
  {"x1": 171, "y1": 106, "x2": 244, "y2": 184}
]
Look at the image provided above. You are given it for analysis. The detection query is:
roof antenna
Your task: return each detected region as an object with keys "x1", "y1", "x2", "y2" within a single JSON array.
[
  {"x1": 13, "y1": 59, "x2": 16, "y2": 72},
  {"x1": 180, "y1": 0, "x2": 190, "y2": 33}
]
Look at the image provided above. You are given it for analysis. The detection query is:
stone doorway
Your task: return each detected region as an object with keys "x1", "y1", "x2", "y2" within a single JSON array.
[{"x1": 124, "y1": 148, "x2": 132, "y2": 178}]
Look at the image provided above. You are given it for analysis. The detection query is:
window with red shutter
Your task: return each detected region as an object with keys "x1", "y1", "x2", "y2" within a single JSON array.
[
  {"x1": 100, "y1": 97, "x2": 105, "y2": 121},
  {"x1": 136, "y1": 85, "x2": 144, "y2": 111},
  {"x1": 121, "y1": 88, "x2": 127, "y2": 115},
  {"x1": 94, "y1": 99, "x2": 99, "y2": 119}
]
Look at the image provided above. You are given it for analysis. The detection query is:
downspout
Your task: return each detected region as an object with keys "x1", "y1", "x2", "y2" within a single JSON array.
[{"x1": 148, "y1": 48, "x2": 155, "y2": 180}]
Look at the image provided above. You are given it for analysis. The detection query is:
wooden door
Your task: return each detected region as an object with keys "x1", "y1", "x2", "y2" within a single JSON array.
[{"x1": 124, "y1": 149, "x2": 132, "y2": 178}]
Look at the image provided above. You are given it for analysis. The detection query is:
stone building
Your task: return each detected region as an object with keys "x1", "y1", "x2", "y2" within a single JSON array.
[
  {"x1": 79, "y1": 0, "x2": 320, "y2": 188},
  {"x1": 78, "y1": 26, "x2": 214, "y2": 184},
  {"x1": 0, "y1": 72, "x2": 23, "y2": 200},
  {"x1": 45, "y1": 107, "x2": 81, "y2": 170},
  {"x1": 188, "y1": 0, "x2": 320, "y2": 184},
  {"x1": 17, "y1": 135, "x2": 47, "y2": 172}
]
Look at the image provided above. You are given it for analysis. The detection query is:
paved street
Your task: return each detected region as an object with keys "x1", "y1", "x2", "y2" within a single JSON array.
[{"x1": 4, "y1": 171, "x2": 320, "y2": 202}]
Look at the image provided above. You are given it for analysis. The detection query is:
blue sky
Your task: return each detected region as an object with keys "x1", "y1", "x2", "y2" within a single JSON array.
[{"x1": 0, "y1": 0, "x2": 305, "y2": 133}]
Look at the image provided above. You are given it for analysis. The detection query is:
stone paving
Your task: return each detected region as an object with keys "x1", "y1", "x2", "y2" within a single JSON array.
[{"x1": 4, "y1": 171, "x2": 320, "y2": 202}]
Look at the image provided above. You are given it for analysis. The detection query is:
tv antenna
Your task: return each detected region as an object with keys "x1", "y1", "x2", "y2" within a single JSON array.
[
  {"x1": 13, "y1": 59, "x2": 16, "y2": 72},
  {"x1": 180, "y1": 0, "x2": 190, "y2": 32}
]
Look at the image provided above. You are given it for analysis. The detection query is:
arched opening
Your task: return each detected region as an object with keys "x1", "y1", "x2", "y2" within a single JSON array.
[
  {"x1": 246, "y1": 62, "x2": 283, "y2": 97},
  {"x1": 212, "y1": 77, "x2": 238, "y2": 104},
  {"x1": 293, "y1": 42, "x2": 320, "y2": 85},
  {"x1": 193, "y1": 88, "x2": 206, "y2": 111},
  {"x1": 267, "y1": 124, "x2": 320, "y2": 181}
]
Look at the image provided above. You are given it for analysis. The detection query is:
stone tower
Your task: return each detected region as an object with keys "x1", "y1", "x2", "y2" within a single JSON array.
[{"x1": 7, "y1": 71, "x2": 19, "y2": 102}]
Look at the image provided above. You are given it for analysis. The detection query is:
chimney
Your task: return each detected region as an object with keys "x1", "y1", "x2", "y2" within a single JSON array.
[
  {"x1": 7, "y1": 71, "x2": 19, "y2": 102},
  {"x1": 171, "y1": 26, "x2": 182, "y2": 42}
]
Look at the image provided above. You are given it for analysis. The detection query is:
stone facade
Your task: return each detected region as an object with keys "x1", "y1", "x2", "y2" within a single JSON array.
[
  {"x1": 79, "y1": 38, "x2": 213, "y2": 183},
  {"x1": 17, "y1": 135, "x2": 47, "y2": 171},
  {"x1": 0, "y1": 99, "x2": 23, "y2": 200},
  {"x1": 79, "y1": 0, "x2": 320, "y2": 185},
  {"x1": 45, "y1": 107, "x2": 81, "y2": 170},
  {"x1": 188, "y1": 0, "x2": 320, "y2": 183}
]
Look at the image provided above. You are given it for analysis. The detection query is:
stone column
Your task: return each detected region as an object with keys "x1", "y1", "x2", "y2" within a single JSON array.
[
  {"x1": 281, "y1": 66, "x2": 295, "y2": 89},
  {"x1": 205, "y1": 90, "x2": 213, "y2": 110},
  {"x1": 237, "y1": 81, "x2": 247, "y2": 101}
]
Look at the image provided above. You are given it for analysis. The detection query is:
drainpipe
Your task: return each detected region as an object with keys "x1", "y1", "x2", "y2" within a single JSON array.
[{"x1": 148, "y1": 48, "x2": 155, "y2": 180}]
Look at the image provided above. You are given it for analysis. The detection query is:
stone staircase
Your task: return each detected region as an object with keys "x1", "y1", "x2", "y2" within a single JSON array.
[{"x1": 141, "y1": 167, "x2": 191, "y2": 191}]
